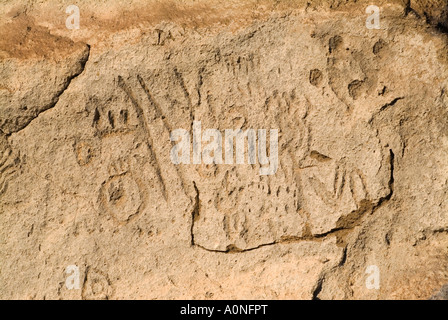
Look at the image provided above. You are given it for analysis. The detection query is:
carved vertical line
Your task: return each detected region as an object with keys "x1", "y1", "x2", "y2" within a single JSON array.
[{"x1": 117, "y1": 76, "x2": 168, "y2": 201}]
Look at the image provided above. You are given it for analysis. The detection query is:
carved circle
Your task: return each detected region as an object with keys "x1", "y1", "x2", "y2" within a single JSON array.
[
  {"x1": 100, "y1": 173, "x2": 144, "y2": 223},
  {"x1": 82, "y1": 268, "x2": 113, "y2": 300}
]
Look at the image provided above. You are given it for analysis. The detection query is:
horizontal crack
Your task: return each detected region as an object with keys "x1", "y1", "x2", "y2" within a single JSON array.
[
  {"x1": 195, "y1": 231, "x2": 344, "y2": 254},
  {"x1": 379, "y1": 97, "x2": 404, "y2": 113},
  {"x1": 369, "y1": 97, "x2": 404, "y2": 124},
  {"x1": 193, "y1": 149, "x2": 395, "y2": 253}
]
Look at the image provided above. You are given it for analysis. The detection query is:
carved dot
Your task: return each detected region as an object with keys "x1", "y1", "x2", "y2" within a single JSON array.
[
  {"x1": 75, "y1": 141, "x2": 98, "y2": 166},
  {"x1": 108, "y1": 181, "x2": 124, "y2": 203},
  {"x1": 348, "y1": 80, "x2": 364, "y2": 100},
  {"x1": 119, "y1": 109, "x2": 128, "y2": 124},
  {"x1": 107, "y1": 110, "x2": 115, "y2": 128},
  {"x1": 329, "y1": 35, "x2": 343, "y2": 53},
  {"x1": 373, "y1": 39, "x2": 386, "y2": 55},
  {"x1": 309, "y1": 69, "x2": 323, "y2": 86}
]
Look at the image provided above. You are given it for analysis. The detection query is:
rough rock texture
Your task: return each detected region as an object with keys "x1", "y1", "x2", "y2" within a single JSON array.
[{"x1": 1, "y1": 0, "x2": 448, "y2": 299}]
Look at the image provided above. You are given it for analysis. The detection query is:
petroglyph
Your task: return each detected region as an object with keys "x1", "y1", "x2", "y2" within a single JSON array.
[
  {"x1": 0, "y1": 135, "x2": 19, "y2": 197},
  {"x1": 74, "y1": 139, "x2": 100, "y2": 166},
  {"x1": 82, "y1": 268, "x2": 114, "y2": 300},
  {"x1": 2, "y1": 0, "x2": 448, "y2": 300},
  {"x1": 99, "y1": 158, "x2": 146, "y2": 224}
]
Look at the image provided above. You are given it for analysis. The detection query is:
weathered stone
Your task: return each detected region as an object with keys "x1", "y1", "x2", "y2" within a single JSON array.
[{"x1": 1, "y1": 0, "x2": 447, "y2": 300}]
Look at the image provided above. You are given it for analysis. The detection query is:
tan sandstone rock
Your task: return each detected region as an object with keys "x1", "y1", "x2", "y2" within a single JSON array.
[{"x1": 0, "y1": 0, "x2": 447, "y2": 300}]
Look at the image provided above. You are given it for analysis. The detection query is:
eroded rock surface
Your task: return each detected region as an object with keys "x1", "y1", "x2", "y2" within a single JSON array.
[{"x1": 1, "y1": 0, "x2": 448, "y2": 299}]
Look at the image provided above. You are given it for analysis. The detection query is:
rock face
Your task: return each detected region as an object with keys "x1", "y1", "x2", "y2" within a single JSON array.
[
  {"x1": 0, "y1": 0, "x2": 448, "y2": 300},
  {"x1": 411, "y1": 0, "x2": 448, "y2": 28}
]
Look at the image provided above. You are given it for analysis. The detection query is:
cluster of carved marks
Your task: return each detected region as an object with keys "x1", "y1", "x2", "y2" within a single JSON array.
[
  {"x1": 82, "y1": 73, "x2": 194, "y2": 232},
  {"x1": 117, "y1": 74, "x2": 192, "y2": 203},
  {"x1": 151, "y1": 23, "x2": 184, "y2": 46},
  {"x1": 90, "y1": 94, "x2": 138, "y2": 138},
  {"x1": 325, "y1": 34, "x2": 387, "y2": 111},
  {"x1": 301, "y1": 159, "x2": 369, "y2": 235},
  {"x1": 192, "y1": 166, "x2": 306, "y2": 252},
  {"x1": 82, "y1": 268, "x2": 114, "y2": 300},
  {"x1": 310, "y1": 163, "x2": 368, "y2": 207},
  {"x1": 187, "y1": 38, "x2": 392, "y2": 250},
  {"x1": 76, "y1": 91, "x2": 149, "y2": 224},
  {"x1": 226, "y1": 170, "x2": 304, "y2": 245},
  {"x1": 222, "y1": 52, "x2": 259, "y2": 77},
  {"x1": 298, "y1": 118, "x2": 392, "y2": 235},
  {"x1": 74, "y1": 74, "x2": 187, "y2": 227},
  {"x1": 194, "y1": 160, "x2": 304, "y2": 248},
  {"x1": 0, "y1": 135, "x2": 20, "y2": 197},
  {"x1": 78, "y1": 26, "x2": 393, "y2": 249},
  {"x1": 191, "y1": 88, "x2": 310, "y2": 251}
]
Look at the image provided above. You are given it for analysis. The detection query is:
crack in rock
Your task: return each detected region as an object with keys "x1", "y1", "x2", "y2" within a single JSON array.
[
  {"x1": 6, "y1": 44, "x2": 91, "y2": 136},
  {"x1": 191, "y1": 150, "x2": 395, "y2": 253}
]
